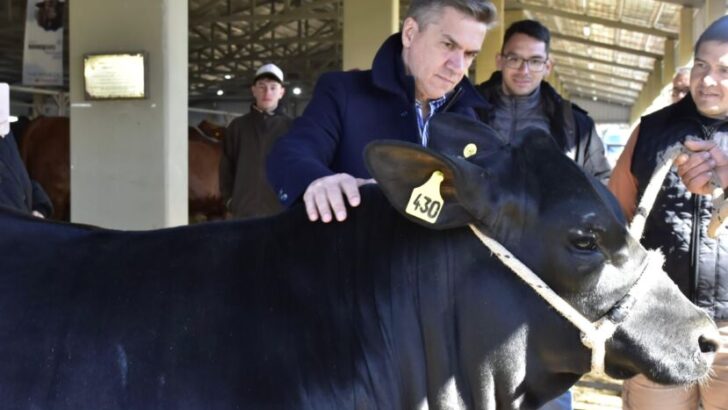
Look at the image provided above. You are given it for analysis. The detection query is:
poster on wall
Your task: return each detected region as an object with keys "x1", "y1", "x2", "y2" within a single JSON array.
[{"x1": 22, "y1": 0, "x2": 65, "y2": 86}]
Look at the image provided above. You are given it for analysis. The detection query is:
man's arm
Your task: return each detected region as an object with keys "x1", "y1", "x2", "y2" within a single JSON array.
[
  {"x1": 30, "y1": 180, "x2": 52, "y2": 218},
  {"x1": 266, "y1": 72, "x2": 365, "y2": 223},
  {"x1": 607, "y1": 126, "x2": 640, "y2": 222}
]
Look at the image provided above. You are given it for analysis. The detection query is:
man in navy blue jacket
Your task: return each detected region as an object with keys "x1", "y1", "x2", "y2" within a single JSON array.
[
  {"x1": 0, "y1": 130, "x2": 53, "y2": 217},
  {"x1": 267, "y1": 0, "x2": 496, "y2": 223}
]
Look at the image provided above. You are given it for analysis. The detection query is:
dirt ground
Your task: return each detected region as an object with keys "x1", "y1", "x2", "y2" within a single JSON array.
[{"x1": 573, "y1": 373, "x2": 623, "y2": 410}]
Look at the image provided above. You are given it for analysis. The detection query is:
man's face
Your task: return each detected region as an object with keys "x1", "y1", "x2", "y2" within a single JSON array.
[
  {"x1": 671, "y1": 72, "x2": 690, "y2": 104},
  {"x1": 496, "y1": 33, "x2": 552, "y2": 96},
  {"x1": 690, "y1": 40, "x2": 728, "y2": 119},
  {"x1": 401, "y1": 6, "x2": 487, "y2": 102},
  {"x1": 251, "y1": 78, "x2": 285, "y2": 112}
]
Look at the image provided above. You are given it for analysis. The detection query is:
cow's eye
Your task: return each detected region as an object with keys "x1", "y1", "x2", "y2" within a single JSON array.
[{"x1": 572, "y1": 235, "x2": 598, "y2": 251}]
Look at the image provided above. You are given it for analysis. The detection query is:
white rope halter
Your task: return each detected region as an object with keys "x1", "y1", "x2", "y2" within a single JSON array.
[
  {"x1": 631, "y1": 141, "x2": 728, "y2": 240},
  {"x1": 463, "y1": 139, "x2": 728, "y2": 376},
  {"x1": 467, "y1": 224, "x2": 662, "y2": 377}
]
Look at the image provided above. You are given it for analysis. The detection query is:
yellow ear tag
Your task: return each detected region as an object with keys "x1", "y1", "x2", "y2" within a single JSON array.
[
  {"x1": 405, "y1": 171, "x2": 445, "y2": 224},
  {"x1": 463, "y1": 143, "x2": 477, "y2": 158}
]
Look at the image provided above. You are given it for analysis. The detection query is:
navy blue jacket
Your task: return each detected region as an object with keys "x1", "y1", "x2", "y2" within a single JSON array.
[
  {"x1": 266, "y1": 33, "x2": 489, "y2": 206},
  {"x1": 0, "y1": 131, "x2": 52, "y2": 216}
]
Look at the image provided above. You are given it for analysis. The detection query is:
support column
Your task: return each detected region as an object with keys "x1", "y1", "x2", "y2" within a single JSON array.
[
  {"x1": 631, "y1": 6, "x2": 698, "y2": 124},
  {"x1": 678, "y1": 7, "x2": 694, "y2": 67},
  {"x1": 705, "y1": 0, "x2": 727, "y2": 25},
  {"x1": 474, "y1": 0, "x2": 506, "y2": 83},
  {"x1": 663, "y1": 39, "x2": 676, "y2": 84},
  {"x1": 69, "y1": 0, "x2": 188, "y2": 229},
  {"x1": 343, "y1": 0, "x2": 398, "y2": 71}
]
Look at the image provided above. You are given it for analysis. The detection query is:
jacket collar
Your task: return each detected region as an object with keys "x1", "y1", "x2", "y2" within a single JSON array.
[
  {"x1": 250, "y1": 103, "x2": 286, "y2": 116},
  {"x1": 371, "y1": 32, "x2": 488, "y2": 109}
]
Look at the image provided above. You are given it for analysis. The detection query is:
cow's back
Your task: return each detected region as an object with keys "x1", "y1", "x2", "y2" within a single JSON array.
[
  {"x1": 0, "y1": 184, "x2": 581, "y2": 409},
  {"x1": 0, "y1": 190, "x2": 425, "y2": 408}
]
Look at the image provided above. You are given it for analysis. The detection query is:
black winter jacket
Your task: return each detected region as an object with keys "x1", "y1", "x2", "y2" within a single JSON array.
[
  {"x1": 632, "y1": 95, "x2": 728, "y2": 320},
  {"x1": 475, "y1": 72, "x2": 611, "y2": 183},
  {"x1": 220, "y1": 105, "x2": 292, "y2": 219}
]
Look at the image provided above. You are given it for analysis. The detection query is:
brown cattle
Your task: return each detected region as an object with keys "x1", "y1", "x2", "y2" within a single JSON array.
[
  {"x1": 19, "y1": 117, "x2": 227, "y2": 222},
  {"x1": 19, "y1": 117, "x2": 70, "y2": 221},
  {"x1": 188, "y1": 120, "x2": 226, "y2": 222},
  {"x1": 193, "y1": 119, "x2": 225, "y2": 141}
]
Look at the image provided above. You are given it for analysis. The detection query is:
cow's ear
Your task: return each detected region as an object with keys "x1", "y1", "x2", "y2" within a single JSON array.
[{"x1": 364, "y1": 140, "x2": 486, "y2": 229}]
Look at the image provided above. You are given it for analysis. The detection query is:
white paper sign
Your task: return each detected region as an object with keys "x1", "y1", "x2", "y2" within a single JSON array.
[
  {"x1": 22, "y1": 0, "x2": 65, "y2": 86},
  {"x1": 0, "y1": 83, "x2": 9, "y2": 137}
]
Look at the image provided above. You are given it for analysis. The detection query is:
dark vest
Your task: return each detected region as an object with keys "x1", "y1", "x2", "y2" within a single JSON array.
[{"x1": 632, "y1": 95, "x2": 728, "y2": 320}]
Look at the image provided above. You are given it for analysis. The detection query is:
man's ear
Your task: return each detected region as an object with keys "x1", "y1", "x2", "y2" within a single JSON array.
[
  {"x1": 495, "y1": 52, "x2": 504, "y2": 70},
  {"x1": 544, "y1": 57, "x2": 554, "y2": 76},
  {"x1": 401, "y1": 17, "x2": 418, "y2": 48},
  {"x1": 364, "y1": 141, "x2": 486, "y2": 229}
]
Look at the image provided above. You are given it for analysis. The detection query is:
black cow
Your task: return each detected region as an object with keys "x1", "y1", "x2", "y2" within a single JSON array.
[{"x1": 0, "y1": 114, "x2": 718, "y2": 409}]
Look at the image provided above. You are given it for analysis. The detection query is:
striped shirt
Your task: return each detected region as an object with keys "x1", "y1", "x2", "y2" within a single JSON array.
[{"x1": 415, "y1": 94, "x2": 449, "y2": 146}]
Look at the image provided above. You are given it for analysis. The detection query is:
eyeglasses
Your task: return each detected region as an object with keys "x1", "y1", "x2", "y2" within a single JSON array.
[{"x1": 502, "y1": 54, "x2": 548, "y2": 72}]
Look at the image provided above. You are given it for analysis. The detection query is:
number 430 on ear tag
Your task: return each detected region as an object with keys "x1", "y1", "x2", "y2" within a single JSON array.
[{"x1": 406, "y1": 171, "x2": 445, "y2": 224}]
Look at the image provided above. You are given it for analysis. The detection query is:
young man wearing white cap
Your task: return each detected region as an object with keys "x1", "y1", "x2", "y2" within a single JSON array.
[{"x1": 219, "y1": 63, "x2": 293, "y2": 219}]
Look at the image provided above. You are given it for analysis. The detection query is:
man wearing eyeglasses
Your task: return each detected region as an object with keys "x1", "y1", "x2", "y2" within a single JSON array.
[{"x1": 475, "y1": 19, "x2": 611, "y2": 183}]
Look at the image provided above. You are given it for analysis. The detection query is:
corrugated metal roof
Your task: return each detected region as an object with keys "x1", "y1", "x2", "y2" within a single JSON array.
[{"x1": 0, "y1": 0, "x2": 692, "y2": 108}]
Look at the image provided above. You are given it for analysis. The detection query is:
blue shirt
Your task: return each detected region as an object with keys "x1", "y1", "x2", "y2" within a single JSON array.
[{"x1": 415, "y1": 94, "x2": 449, "y2": 146}]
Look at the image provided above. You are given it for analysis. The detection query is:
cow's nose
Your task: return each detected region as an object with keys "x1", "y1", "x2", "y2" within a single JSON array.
[{"x1": 699, "y1": 331, "x2": 720, "y2": 354}]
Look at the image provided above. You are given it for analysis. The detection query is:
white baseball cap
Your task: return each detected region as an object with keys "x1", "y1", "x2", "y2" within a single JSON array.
[{"x1": 254, "y1": 63, "x2": 284, "y2": 84}]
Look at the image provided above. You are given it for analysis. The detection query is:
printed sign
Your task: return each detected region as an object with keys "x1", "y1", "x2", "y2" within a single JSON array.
[
  {"x1": 84, "y1": 53, "x2": 147, "y2": 100},
  {"x1": 22, "y1": 0, "x2": 65, "y2": 86}
]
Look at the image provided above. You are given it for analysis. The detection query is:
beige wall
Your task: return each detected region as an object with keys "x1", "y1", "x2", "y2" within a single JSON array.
[
  {"x1": 69, "y1": 0, "x2": 188, "y2": 229},
  {"x1": 343, "y1": 0, "x2": 399, "y2": 71}
]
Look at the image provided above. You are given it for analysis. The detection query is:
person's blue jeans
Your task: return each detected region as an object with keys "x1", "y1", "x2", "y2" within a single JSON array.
[{"x1": 539, "y1": 390, "x2": 573, "y2": 410}]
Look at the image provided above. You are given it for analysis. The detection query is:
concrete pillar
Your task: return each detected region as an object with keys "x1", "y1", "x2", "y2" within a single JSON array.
[
  {"x1": 343, "y1": 0, "x2": 398, "y2": 71},
  {"x1": 474, "y1": 0, "x2": 506, "y2": 83},
  {"x1": 706, "y1": 0, "x2": 727, "y2": 25},
  {"x1": 69, "y1": 0, "x2": 188, "y2": 229},
  {"x1": 663, "y1": 39, "x2": 676, "y2": 84},
  {"x1": 679, "y1": 7, "x2": 694, "y2": 67},
  {"x1": 632, "y1": 6, "x2": 699, "y2": 124}
]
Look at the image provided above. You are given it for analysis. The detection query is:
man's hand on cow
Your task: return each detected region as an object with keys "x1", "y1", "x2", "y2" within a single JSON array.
[
  {"x1": 676, "y1": 139, "x2": 728, "y2": 195},
  {"x1": 303, "y1": 174, "x2": 376, "y2": 222}
]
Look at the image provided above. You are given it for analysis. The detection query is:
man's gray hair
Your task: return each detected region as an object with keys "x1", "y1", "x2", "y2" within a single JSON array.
[{"x1": 404, "y1": 0, "x2": 497, "y2": 29}]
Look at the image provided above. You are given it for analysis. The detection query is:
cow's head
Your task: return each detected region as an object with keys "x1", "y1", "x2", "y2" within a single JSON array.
[{"x1": 364, "y1": 113, "x2": 719, "y2": 385}]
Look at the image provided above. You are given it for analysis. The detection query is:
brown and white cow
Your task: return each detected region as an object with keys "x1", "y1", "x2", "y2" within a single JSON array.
[{"x1": 18, "y1": 117, "x2": 226, "y2": 222}]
